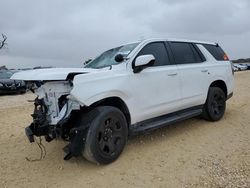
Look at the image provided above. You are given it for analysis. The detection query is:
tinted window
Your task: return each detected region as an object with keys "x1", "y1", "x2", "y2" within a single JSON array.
[
  {"x1": 137, "y1": 42, "x2": 170, "y2": 66},
  {"x1": 192, "y1": 44, "x2": 205, "y2": 62},
  {"x1": 203, "y1": 44, "x2": 227, "y2": 61},
  {"x1": 170, "y1": 42, "x2": 202, "y2": 64}
]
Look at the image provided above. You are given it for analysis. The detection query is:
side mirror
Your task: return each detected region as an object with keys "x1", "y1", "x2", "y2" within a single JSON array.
[
  {"x1": 133, "y1": 55, "x2": 155, "y2": 73},
  {"x1": 114, "y1": 54, "x2": 124, "y2": 62}
]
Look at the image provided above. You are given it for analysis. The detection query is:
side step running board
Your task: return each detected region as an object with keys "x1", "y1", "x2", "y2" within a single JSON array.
[{"x1": 129, "y1": 108, "x2": 202, "y2": 136}]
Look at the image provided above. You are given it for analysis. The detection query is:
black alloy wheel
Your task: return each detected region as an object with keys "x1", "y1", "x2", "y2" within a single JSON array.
[
  {"x1": 202, "y1": 87, "x2": 226, "y2": 121},
  {"x1": 82, "y1": 106, "x2": 128, "y2": 164},
  {"x1": 97, "y1": 116, "x2": 124, "y2": 156}
]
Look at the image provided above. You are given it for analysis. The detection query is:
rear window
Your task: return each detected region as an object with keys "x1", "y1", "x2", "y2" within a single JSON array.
[{"x1": 203, "y1": 44, "x2": 228, "y2": 61}]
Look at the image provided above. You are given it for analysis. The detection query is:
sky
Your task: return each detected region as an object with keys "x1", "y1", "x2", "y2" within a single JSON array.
[{"x1": 0, "y1": 0, "x2": 250, "y2": 68}]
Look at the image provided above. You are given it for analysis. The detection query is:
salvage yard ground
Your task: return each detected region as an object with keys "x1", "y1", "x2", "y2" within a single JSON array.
[{"x1": 0, "y1": 71, "x2": 249, "y2": 188}]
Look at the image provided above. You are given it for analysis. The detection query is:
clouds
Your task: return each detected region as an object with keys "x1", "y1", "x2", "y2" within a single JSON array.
[
  {"x1": 0, "y1": 0, "x2": 249, "y2": 68},
  {"x1": 151, "y1": 0, "x2": 250, "y2": 35}
]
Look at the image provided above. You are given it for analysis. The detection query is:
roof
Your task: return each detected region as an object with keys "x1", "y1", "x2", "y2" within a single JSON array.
[{"x1": 140, "y1": 38, "x2": 217, "y2": 45}]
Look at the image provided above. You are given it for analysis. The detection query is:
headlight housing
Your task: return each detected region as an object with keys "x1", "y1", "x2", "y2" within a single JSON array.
[{"x1": 0, "y1": 83, "x2": 4, "y2": 87}]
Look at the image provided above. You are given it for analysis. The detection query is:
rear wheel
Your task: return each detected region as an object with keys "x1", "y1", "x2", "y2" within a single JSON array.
[
  {"x1": 83, "y1": 106, "x2": 128, "y2": 164},
  {"x1": 202, "y1": 87, "x2": 226, "y2": 121}
]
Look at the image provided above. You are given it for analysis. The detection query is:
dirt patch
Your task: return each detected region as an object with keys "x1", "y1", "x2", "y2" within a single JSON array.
[{"x1": 0, "y1": 72, "x2": 249, "y2": 188}]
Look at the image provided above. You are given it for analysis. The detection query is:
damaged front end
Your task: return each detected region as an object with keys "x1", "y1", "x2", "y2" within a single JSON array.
[
  {"x1": 25, "y1": 81, "x2": 87, "y2": 160},
  {"x1": 25, "y1": 98, "x2": 49, "y2": 142}
]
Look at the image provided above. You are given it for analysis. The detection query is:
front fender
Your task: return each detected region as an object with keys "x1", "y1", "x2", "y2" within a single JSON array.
[
  {"x1": 71, "y1": 89, "x2": 129, "y2": 106},
  {"x1": 69, "y1": 71, "x2": 131, "y2": 106}
]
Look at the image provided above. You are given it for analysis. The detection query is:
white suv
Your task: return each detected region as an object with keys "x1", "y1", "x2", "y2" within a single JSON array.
[{"x1": 12, "y1": 38, "x2": 234, "y2": 164}]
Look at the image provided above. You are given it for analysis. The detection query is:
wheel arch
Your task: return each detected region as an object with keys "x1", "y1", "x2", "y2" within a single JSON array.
[
  {"x1": 88, "y1": 97, "x2": 131, "y2": 126},
  {"x1": 209, "y1": 80, "x2": 227, "y2": 97}
]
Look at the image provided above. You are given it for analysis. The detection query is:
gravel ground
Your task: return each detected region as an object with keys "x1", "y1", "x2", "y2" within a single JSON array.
[{"x1": 0, "y1": 71, "x2": 249, "y2": 188}]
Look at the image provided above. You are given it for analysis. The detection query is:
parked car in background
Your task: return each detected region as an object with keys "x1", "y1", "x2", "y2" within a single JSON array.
[
  {"x1": 0, "y1": 70, "x2": 26, "y2": 94},
  {"x1": 246, "y1": 63, "x2": 250, "y2": 70},
  {"x1": 233, "y1": 65, "x2": 239, "y2": 71},
  {"x1": 234, "y1": 64, "x2": 248, "y2": 71}
]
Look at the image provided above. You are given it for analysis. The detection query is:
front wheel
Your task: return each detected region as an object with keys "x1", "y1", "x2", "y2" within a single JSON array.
[
  {"x1": 202, "y1": 87, "x2": 226, "y2": 121},
  {"x1": 82, "y1": 106, "x2": 128, "y2": 164}
]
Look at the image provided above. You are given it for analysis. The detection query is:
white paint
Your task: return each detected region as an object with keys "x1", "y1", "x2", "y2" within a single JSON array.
[
  {"x1": 11, "y1": 68, "x2": 95, "y2": 81},
  {"x1": 134, "y1": 55, "x2": 155, "y2": 67},
  {"x1": 11, "y1": 38, "x2": 234, "y2": 125}
]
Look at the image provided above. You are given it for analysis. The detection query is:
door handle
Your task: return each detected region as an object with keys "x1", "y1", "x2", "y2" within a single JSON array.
[
  {"x1": 201, "y1": 70, "x2": 208, "y2": 73},
  {"x1": 168, "y1": 73, "x2": 177, "y2": 76}
]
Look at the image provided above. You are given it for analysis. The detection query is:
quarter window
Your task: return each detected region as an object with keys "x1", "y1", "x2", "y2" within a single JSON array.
[
  {"x1": 203, "y1": 44, "x2": 227, "y2": 61},
  {"x1": 137, "y1": 42, "x2": 171, "y2": 66}
]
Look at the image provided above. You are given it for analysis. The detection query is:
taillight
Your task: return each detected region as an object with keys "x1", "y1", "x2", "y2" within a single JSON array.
[{"x1": 223, "y1": 54, "x2": 229, "y2": 61}]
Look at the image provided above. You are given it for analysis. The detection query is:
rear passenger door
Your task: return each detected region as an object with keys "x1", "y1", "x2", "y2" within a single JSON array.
[{"x1": 168, "y1": 42, "x2": 209, "y2": 109}]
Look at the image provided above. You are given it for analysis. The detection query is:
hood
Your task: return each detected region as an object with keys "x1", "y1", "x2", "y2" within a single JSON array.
[{"x1": 10, "y1": 68, "x2": 98, "y2": 81}]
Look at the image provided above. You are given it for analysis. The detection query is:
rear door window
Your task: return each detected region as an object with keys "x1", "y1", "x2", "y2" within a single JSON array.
[{"x1": 169, "y1": 42, "x2": 202, "y2": 64}]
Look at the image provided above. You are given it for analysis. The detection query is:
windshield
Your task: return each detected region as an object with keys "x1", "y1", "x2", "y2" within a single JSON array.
[
  {"x1": 0, "y1": 71, "x2": 14, "y2": 79},
  {"x1": 85, "y1": 42, "x2": 139, "y2": 69}
]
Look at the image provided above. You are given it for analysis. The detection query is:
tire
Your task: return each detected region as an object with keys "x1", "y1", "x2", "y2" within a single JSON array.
[
  {"x1": 82, "y1": 106, "x2": 128, "y2": 164},
  {"x1": 202, "y1": 87, "x2": 226, "y2": 121}
]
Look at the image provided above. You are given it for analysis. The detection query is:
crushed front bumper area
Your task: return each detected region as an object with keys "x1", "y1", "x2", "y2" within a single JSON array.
[
  {"x1": 25, "y1": 123, "x2": 88, "y2": 160},
  {"x1": 25, "y1": 98, "x2": 53, "y2": 142},
  {"x1": 25, "y1": 123, "x2": 53, "y2": 143},
  {"x1": 25, "y1": 98, "x2": 88, "y2": 160},
  {"x1": 25, "y1": 126, "x2": 35, "y2": 143}
]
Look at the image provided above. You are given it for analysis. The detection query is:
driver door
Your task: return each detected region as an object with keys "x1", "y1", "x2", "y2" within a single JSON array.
[{"x1": 130, "y1": 42, "x2": 182, "y2": 123}]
